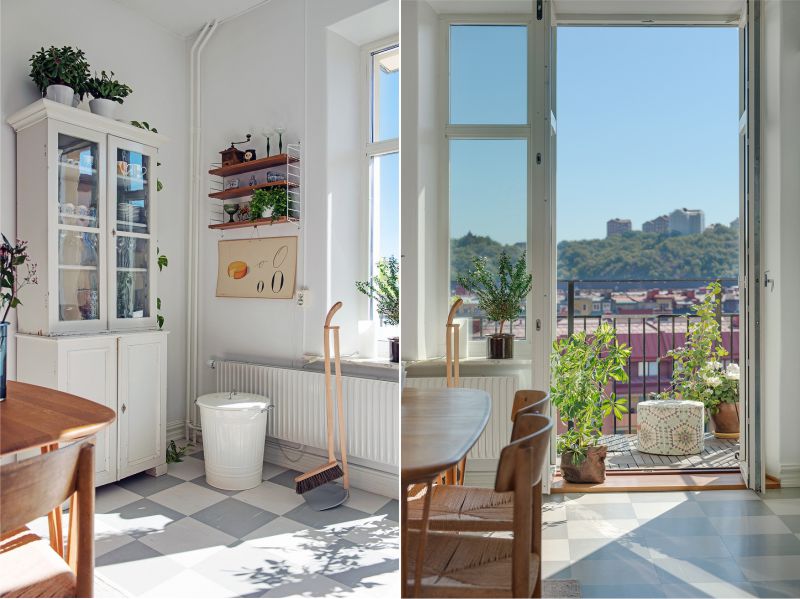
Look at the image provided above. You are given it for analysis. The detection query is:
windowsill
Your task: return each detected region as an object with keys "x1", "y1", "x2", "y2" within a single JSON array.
[
  {"x1": 403, "y1": 356, "x2": 532, "y2": 368},
  {"x1": 302, "y1": 354, "x2": 399, "y2": 375}
]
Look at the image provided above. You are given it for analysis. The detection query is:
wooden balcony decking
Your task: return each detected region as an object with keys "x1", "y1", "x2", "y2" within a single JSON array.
[{"x1": 597, "y1": 433, "x2": 739, "y2": 470}]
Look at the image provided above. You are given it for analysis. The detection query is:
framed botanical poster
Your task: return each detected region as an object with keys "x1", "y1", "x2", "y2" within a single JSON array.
[{"x1": 216, "y1": 236, "x2": 297, "y2": 299}]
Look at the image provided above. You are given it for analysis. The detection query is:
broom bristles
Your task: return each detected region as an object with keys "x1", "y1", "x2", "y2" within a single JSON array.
[{"x1": 295, "y1": 464, "x2": 344, "y2": 494}]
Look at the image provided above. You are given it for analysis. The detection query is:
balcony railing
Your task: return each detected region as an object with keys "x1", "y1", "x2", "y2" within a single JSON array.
[{"x1": 557, "y1": 278, "x2": 739, "y2": 435}]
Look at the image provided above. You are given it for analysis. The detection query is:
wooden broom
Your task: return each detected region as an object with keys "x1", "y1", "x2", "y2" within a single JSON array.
[{"x1": 295, "y1": 302, "x2": 350, "y2": 494}]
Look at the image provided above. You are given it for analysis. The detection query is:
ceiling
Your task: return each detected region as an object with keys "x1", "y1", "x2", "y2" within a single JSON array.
[
  {"x1": 111, "y1": 0, "x2": 270, "y2": 38},
  {"x1": 328, "y1": 1, "x2": 399, "y2": 46}
]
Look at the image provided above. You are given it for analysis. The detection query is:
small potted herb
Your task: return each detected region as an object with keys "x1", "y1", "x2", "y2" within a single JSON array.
[
  {"x1": 29, "y1": 46, "x2": 91, "y2": 105},
  {"x1": 457, "y1": 250, "x2": 532, "y2": 359},
  {"x1": 86, "y1": 71, "x2": 132, "y2": 118},
  {"x1": 550, "y1": 323, "x2": 630, "y2": 483},
  {"x1": 356, "y1": 257, "x2": 400, "y2": 362},
  {"x1": 0, "y1": 236, "x2": 38, "y2": 401}
]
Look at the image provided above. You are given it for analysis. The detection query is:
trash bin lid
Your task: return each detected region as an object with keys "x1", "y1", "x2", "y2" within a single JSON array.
[{"x1": 196, "y1": 392, "x2": 270, "y2": 411}]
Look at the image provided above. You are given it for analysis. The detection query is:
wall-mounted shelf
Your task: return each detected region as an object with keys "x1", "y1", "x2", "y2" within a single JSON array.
[
  {"x1": 208, "y1": 154, "x2": 299, "y2": 177},
  {"x1": 208, "y1": 180, "x2": 298, "y2": 201},
  {"x1": 208, "y1": 216, "x2": 289, "y2": 230}
]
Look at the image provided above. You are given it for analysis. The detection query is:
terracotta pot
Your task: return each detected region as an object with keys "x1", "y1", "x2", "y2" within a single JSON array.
[
  {"x1": 712, "y1": 402, "x2": 740, "y2": 439},
  {"x1": 487, "y1": 333, "x2": 514, "y2": 359},
  {"x1": 560, "y1": 445, "x2": 607, "y2": 484},
  {"x1": 389, "y1": 337, "x2": 399, "y2": 363}
]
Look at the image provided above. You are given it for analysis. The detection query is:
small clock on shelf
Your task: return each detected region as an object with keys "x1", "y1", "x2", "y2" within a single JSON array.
[{"x1": 243, "y1": 149, "x2": 257, "y2": 162}]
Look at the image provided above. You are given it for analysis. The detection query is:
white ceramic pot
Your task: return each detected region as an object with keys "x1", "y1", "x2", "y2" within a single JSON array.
[
  {"x1": 261, "y1": 207, "x2": 273, "y2": 220},
  {"x1": 46, "y1": 84, "x2": 74, "y2": 105},
  {"x1": 89, "y1": 98, "x2": 117, "y2": 119}
]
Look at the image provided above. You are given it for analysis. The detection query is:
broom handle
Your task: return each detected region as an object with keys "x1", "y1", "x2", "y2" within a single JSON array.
[
  {"x1": 323, "y1": 304, "x2": 342, "y2": 466},
  {"x1": 334, "y1": 326, "x2": 349, "y2": 489}
]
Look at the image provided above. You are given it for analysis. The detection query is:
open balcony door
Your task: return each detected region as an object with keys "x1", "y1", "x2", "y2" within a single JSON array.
[
  {"x1": 530, "y1": 0, "x2": 557, "y2": 493},
  {"x1": 738, "y1": 0, "x2": 765, "y2": 493}
]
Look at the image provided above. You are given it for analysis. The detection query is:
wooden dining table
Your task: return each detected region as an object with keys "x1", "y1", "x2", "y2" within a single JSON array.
[
  {"x1": 401, "y1": 387, "x2": 491, "y2": 598},
  {"x1": 1, "y1": 380, "x2": 116, "y2": 556}
]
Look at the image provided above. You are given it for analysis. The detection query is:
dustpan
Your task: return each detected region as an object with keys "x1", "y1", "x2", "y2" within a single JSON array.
[{"x1": 301, "y1": 481, "x2": 349, "y2": 511}]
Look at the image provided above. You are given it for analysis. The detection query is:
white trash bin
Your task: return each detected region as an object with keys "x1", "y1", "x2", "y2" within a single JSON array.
[{"x1": 196, "y1": 392, "x2": 271, "y2": 490}]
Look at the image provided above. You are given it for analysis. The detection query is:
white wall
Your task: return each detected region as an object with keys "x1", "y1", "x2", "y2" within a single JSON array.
[
  {"x1": 196, "y1": 0, "x2": 395, "y2": 396},
  {"x1": 761, "y1": 0, "x2": 800, "y2": 487},
  {"x1": 0, "y1": 0, "x2": 190, "y2": 428}
]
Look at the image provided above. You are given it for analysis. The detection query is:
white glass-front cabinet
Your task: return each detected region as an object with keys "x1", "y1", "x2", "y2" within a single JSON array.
[{"x1": 9, "y1": 100, "x2": 169, "y2": 485}]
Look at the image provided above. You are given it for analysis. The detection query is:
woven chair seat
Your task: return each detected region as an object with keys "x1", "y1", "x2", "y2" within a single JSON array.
[
  {"x1": 0, "y1": 528, "x2": 76, "y2": 598},
  {"x1": 407, "y1": 486, "x2": 515, "y2": 531},
  {"x1": 407, "y1": 531, "x2": 541, "y2": 598}
]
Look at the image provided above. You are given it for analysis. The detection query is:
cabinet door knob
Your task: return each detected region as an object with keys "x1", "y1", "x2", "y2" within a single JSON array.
[{"x1": 121, "y1": 403, "x2": 127, "y2": 413}]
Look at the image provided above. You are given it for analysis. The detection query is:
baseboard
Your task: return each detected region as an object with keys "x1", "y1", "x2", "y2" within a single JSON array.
[
  {"x1": 778, "y1": 464, "x2": 800, "y2": 487},
  {"x1": 166, "y1": 420, "x2": 186, "y2": 443},
  {"x1": 263, "y1": 439, "x2": 398, "y2": 497}
]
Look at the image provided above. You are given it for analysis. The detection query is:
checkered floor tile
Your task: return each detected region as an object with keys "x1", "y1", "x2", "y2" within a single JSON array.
[
  {"x1": 29, "y1": 444, "x2": 399, "y2": 598},
  {"x1": 542, "y1": 487, "x2": 800, "y2": 598}
]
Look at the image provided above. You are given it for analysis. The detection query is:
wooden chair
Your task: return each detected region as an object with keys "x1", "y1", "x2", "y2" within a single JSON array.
[
  {"x1": 0, "y1": 441, "x2": 95, "y2": 598},
  {"x1": 443, "y1": 298, "x2": 466, "y2": 486},
  {"x1": 406, "y1": 414, "x2": 552, "y2": 597},
  {"x1": 511, "y1": 390, "x2": 550, "y2": 422},
  {"x1": 407, "y1": 414, "x2": 551, "y2": 532}
]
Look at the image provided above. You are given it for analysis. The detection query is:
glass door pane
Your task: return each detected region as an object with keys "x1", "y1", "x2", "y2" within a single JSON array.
[
  {"x1": 115, "y1": 148, "x2": 150, "y2": 234},
  {"x1": 115, "y1": 235, "x2": 150, "y2": 319},
  {"x1": 57, "y1": 133, "x2": 101, "y2": 323}
]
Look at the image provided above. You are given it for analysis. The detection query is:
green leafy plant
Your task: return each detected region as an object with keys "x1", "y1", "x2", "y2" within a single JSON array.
[
  {"x1": 652, "y1": 281, "x2": 728, "y2": 407},
  {"x1": 156, "y1": 248, "x2": 168, "y2": 329},
  {"x1": 550, "y1": 323, "x2": 631, "y2": 464},
  {"x1": 356, "y1": 256, "x2": 399, "y2": 326},
  {"x1": 249, "y1": 187, "x2": 289, "y2": 222},
  {"x1": 166, "y1": 440, "x2": 192, "y2": 463},
  {"x1": 29, "y1": 46, "x2": 90, "y2": 97},
  {"x1": 456, "y1": 250, "x2": 532, "y2": 335},
  {"x1": 130, "y1": 121, "x2": 162, "y2": 190},
  {"x1": 1, "y1": 235, "x2": 38, "y2": 323},
  {"x1": 86, "y1": 70, "x2": 132, "y2": 103}
]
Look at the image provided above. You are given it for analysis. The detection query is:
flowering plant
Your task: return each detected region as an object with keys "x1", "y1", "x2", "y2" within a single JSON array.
[
  {"x1": 1, "y1": 235, "x2": 38, "y2": 323},
  {"x1": 702, "y1": 362, "x2": 740, "y2": 414}
]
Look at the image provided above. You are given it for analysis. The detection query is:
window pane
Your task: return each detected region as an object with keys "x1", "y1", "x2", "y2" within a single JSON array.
[
  {"x1": 450, "y1": 25, "x2": 527, "y2": 125},
  {"x1": 372, "y1": 46, "x2": 399, "y2": 142},
  {"x1": 450, "y1": 139, "x2": 528, "y2": 339},
  {"x1": 370, "y1": 152, "x2": 399, "y2": 319}
]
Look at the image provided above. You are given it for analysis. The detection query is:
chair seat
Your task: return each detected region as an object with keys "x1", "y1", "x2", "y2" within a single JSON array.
[
  {"x1": 407, "y1": 531, "x2": 540, "y2": 598},
  {"x1": 0, "y1": 528, "x2": 76, "y2": 598},
  {"x1": 408, "y1": 485, "x2": 514, "y2": 531}
]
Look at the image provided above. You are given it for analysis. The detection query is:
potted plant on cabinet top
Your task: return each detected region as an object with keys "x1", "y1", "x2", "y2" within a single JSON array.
[
  {"x1": 0, "y1": 235, "x2": 38, "y2": 401},
  {"x1": 550, "y1": 323, "x2": 630, "y2": 483},
  {"x1": 29, "y1": 45, "x2": 90, "y2": 106},
  {"x1": 356, "y1": 256, "x2": 399, "y2": 362},
  {"x1": 86, "y1": 71, "x2": 132, "y2": 118},
  {"x1": 456, "y1": 250, "x2": 532, "y2": 359},
  {"x1": 653, "y1": 281, "x2": 738, "y2": 437}
]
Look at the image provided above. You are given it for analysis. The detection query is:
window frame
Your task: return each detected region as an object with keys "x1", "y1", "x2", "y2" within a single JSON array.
[
  {"x1": 362, "y1": 37, "x2": 399, "y2": 325},
  {"x1": 440, "y1": 15, "x2": 536, "y2": 358}
]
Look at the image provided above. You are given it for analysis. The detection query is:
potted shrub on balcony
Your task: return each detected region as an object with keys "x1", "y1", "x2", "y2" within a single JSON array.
[
  {"x1": 86, "y1": 71, "x2": 132, "y2": 118},
  {"x1": 457, "y1": 250, "x2": 532, "y2": 359},
  {"x1": 550, "y1": 323, "x2": 630, "y2": 483},
  {"x1": 356, "y1": 256, "x2": 399, "y2": 362},
  {"x1": 29, "y1": 46, "x2": 91, "y2": 105}
]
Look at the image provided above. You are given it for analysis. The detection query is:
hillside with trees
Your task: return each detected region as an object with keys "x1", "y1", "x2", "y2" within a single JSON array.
[{"x1": 450, "y1": 224, "x2": 738, "y2": 284}]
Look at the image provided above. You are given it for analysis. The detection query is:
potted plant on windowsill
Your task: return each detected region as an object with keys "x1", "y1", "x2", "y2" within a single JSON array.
[
  {"x1": 550, "y1": 323, "x2": 630, "y2": 483},
  {"x1": 29, "y1": 46, "x2": 90, "y2": 106},
  {"x1": 86, "y1": 71, "x2": 132, "y2": 118},
  {"x1": 0, "y1": 235, "x2": 38, "y2": 401},
  {"x1": 356, "y1": 256, "x2": 399, "y2": 362},
  {"x1": 457, "y1": 250, "x2": 532, "y2": 359}
]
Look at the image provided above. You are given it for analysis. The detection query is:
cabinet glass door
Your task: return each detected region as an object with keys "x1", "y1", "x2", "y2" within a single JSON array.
[
  {"x1": 109, "y1": 138, "x2": 156, "y2": 329},
  {"x1": 57, "y1": 132, "x2": 103, "y2": 325}
]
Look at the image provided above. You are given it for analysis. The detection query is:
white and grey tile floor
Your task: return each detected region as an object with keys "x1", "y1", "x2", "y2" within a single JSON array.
[
  {"x1": 30, "y1": 446, "x2": 399, "y2": 598},
  {"x1": 541, "y1": 487, "x2": 800, "y2": 598}
]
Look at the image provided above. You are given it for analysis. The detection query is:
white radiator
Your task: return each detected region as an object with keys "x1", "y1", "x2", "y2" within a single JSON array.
[
  {"x1": 404, "y1": 376, "x2": 519, "y2": 460},
  {"x1": 215, "y1": 361, "x2": 399, "y2": 468}
]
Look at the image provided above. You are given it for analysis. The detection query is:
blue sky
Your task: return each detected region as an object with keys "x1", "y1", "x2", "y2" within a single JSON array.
[
  {"x1": 557, "y1": 27, "x2": 739, "y2": 241},
  {"x1": 373, "y1": 51, "x2": 399, "y2": 265}
]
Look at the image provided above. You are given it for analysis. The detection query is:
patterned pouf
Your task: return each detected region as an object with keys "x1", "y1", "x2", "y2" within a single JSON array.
[{"x1": 637, "y1": 399, "x2": 704, "y2": 455}]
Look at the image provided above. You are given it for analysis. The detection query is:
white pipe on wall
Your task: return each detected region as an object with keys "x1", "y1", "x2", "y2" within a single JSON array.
[{"x1": 185, "y1": 20, "x2": 219, "y2": 441}]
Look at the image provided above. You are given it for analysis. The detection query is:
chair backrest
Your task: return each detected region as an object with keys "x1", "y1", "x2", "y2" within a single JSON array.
[
  {"x1": 1, "y1": 441, "x2": 95, "y2": 596},
  {"x1": 497, "y1": 414, "x2": 552, "y2": 492},
  {"x1": 511, "y1": 390, "x2": 550, "y2": 422}
]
